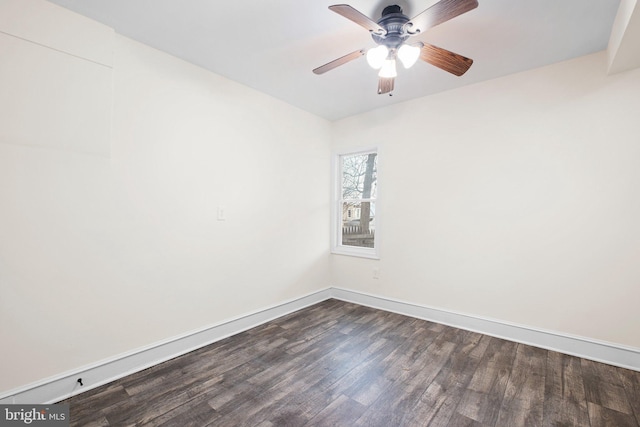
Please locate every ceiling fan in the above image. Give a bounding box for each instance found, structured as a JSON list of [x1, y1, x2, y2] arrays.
[[313, 0, 478, 95]]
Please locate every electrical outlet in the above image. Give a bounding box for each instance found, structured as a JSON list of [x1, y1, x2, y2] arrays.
[[373, 268, 380, 279]]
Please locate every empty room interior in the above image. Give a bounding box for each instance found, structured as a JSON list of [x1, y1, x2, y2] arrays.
[[1, 0, 640, 425]]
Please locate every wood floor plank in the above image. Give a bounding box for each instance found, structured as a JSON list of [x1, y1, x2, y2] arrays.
[[73, 416, 110, 427], [454, 337, 517, 426], [304, 394, 367, 426], [251, 320, 404, 425], [582, 358, 634, 415], [405, 330, 490, 426], [65, 383, 130, 426], [588, 402, 639, 427], [543, 351, 590, 427], [210, 314, 386, 425], [247, 335, 400, 425], [447, 412, 492, 427], [619, 368, 640, 425], [143, 398, 220, 427], [495, 344, 547, 426], [354, 325, 465, 426], [61, 300, 640, 427]]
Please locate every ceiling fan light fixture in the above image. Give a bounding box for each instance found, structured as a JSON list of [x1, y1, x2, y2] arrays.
[[397, 43, 421, 69], [314, 1, 478, 93], [378, 59, 397, 78], [366, 45, 389, 69]]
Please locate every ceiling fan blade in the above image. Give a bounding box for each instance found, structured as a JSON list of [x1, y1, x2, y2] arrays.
[[329, 5, 386, 35], [420, 43, 473, 76], [377, 77, 395, 94], [313, 49, 365, 75], [408, 0, 478, 34]]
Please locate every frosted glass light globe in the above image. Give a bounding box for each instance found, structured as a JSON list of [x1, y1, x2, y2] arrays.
[[378, 59, 397, 78], [366, 45, 389, 69], [398, 44, 421, 69]]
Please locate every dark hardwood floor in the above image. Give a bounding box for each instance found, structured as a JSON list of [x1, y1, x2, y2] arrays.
[[62, 299, 640, 426]]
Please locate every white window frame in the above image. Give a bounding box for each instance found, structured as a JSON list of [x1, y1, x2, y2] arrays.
[[331, 147, 380, 259]]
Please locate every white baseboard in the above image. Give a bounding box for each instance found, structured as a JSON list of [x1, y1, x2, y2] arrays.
[[0, 288, 332, 405], [330, 287, 640, 372], [2, 286, 638, 405]]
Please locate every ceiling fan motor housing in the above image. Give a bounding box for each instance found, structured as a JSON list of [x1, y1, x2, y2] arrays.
[[372, 5, 411, 50]]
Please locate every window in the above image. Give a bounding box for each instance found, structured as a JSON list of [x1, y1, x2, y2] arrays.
[[332, 148, 378, 258]]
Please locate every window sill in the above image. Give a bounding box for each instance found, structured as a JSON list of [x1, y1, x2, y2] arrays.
[[331, 247, 380, 260]]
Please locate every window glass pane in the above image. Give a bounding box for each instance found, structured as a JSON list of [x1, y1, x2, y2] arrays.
[[342, 153, 377, 200], [341, 201, 375, 248]]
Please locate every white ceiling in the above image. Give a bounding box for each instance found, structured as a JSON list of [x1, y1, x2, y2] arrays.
[[47, 0, 624, 121]]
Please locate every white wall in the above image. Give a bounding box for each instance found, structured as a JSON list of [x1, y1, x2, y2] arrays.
[[0, 0, 331, 395], [331, 52, 640, 350], [0, 0, 113, 155]]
